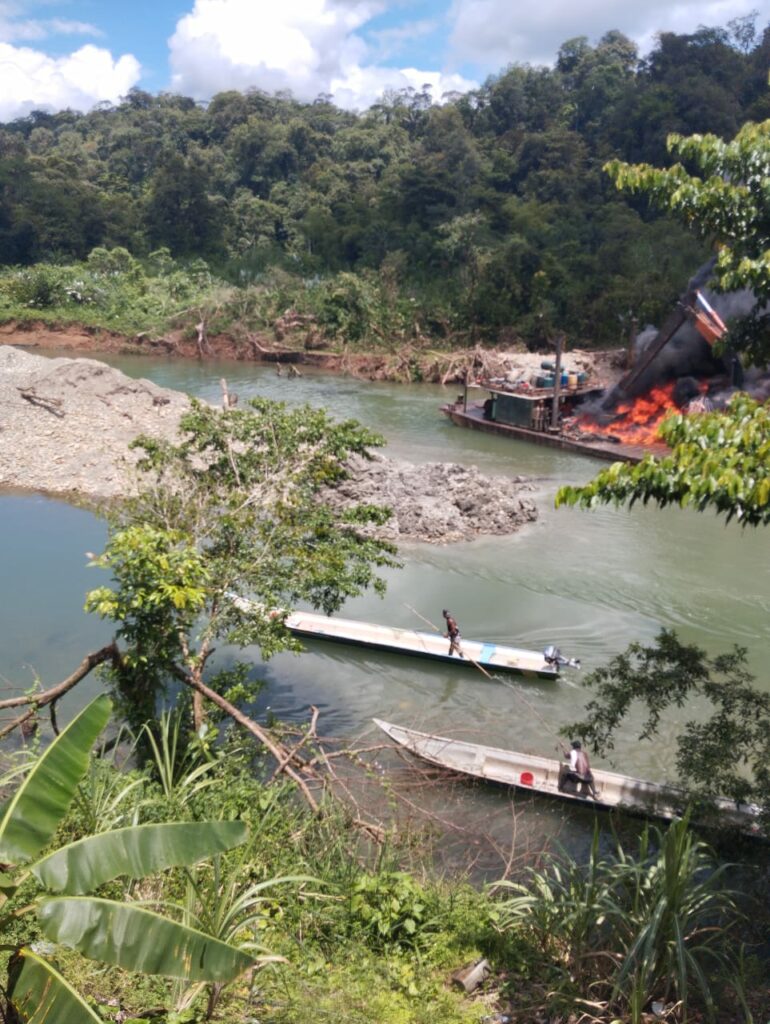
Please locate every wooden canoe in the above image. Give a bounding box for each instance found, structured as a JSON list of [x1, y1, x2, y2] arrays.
[[283, 610, 567, 679], [374, 719, 761, 835]]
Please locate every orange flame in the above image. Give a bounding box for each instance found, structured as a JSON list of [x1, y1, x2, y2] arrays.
[[579, 382, 684, 445]]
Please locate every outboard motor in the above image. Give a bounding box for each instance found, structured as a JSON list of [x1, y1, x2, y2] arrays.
[[543, 644, 581, 669]]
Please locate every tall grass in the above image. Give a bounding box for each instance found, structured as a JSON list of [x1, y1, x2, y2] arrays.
[[494, 817, 749, 1022]]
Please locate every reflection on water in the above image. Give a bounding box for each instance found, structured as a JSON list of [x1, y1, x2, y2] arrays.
[[2, 349, 769, 849]]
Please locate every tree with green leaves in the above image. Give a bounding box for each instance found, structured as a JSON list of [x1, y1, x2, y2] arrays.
[[556, 393, 770, 526], [1, 694, 258, 1023], [85, 397, 399, 762], [555, 391, 770, 829], [604, 118, 770, 363], [550, 116, 770, 827]]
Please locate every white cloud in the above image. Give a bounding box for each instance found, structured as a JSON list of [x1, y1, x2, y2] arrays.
[[369, 17, 438, 62], [447, 0, 759, 70], [169, 0, 476, 110], [3, 18, 103, 43], [0, 42, 141, 120]]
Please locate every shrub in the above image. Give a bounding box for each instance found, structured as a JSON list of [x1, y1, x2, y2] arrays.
[[494, 818, 748, 1023]]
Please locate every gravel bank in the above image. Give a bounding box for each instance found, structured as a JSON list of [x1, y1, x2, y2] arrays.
[[0, 346, 191, 499], [0, 347, 537, 542]]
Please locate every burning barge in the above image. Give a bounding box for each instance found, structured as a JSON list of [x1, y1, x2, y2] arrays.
[[441, 380, 670, 464], [442, 279, 734, 463]]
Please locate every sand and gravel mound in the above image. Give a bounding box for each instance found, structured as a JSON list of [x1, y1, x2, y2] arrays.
[[0, 346, 191, 499], [0, 346, 538, 542]]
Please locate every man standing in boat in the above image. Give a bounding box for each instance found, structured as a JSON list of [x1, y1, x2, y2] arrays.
[[442, 609, 464, 658], [562, 740, 598, 799]]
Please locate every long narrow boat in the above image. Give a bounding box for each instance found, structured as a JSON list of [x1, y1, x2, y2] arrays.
[[283, 609, 574, 679], [374, 719, 761, 836]]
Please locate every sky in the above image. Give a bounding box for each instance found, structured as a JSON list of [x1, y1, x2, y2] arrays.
[[0, 0, 761, 121]]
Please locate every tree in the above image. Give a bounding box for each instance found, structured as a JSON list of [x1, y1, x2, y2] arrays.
[[2, 694, 256, 1022], [559, 629, 770, 828], [555, 382, 770, 829], [552, 114, 770, 824], [85, 398, 399, 741], [604, 118, 770, 362], [556, 393, 770, 526], [145, 153, 224, 257]]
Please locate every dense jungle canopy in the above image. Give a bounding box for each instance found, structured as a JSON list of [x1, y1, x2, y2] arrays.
[[1, 17, 769, 348]]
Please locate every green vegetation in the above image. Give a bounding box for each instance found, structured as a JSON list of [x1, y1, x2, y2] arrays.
[[555, 117, 770, 830], [558, 629, 770, 827], [496, 820, 748, 1023], [3, 14, 770, 1022], [84, 397, 399, 736], [605, 119, 770, 363], [0, 695, 257, 1022], [2, 697, 760, 1023], [2, 18, 768, 351], [557, 393, 770, 526]]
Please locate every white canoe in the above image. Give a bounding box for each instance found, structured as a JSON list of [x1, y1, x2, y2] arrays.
[[284, 610, 566, 679], [374, 719, 761, 836]]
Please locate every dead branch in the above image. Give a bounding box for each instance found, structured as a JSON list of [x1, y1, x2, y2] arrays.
[[219, 378, 238, 409], [17, 388, 64, 417], [309, 729, 387, 846], [195, 320, 212, 359], [269, 705, 319, 783], [0, 643, 119, 713], [179, 672, 320, 814], [0, 643, 119, 741], [247, 333, 294, 357]]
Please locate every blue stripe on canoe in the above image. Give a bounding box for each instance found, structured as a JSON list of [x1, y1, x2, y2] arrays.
[[479, 643, 496, 664]]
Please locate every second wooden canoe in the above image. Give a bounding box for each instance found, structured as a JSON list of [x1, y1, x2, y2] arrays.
[[374, 719, 761, 836]]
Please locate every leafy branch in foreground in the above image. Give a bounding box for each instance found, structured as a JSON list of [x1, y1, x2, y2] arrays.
[[556, 394, 770, 526], [604, 118, 770, 363], [0, 694, 258, 1024], [563, 629, 770, 825]]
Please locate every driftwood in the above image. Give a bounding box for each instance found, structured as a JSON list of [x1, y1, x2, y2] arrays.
[[17, 388, 65, 417], [219, 378, 238, 409], [246, 333, 303, 362]]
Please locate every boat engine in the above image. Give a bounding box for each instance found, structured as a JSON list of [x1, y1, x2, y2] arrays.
[[543, 644, 581, 669]]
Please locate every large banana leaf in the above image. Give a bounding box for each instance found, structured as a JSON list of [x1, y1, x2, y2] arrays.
[[34, 820, 249, 894], [0, 694, 112, 864], [8, 947, 102, 1024], [39, 896, 255, 981]]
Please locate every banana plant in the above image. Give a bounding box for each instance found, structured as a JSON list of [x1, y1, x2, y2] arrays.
[[0, 694, 255, 1023]]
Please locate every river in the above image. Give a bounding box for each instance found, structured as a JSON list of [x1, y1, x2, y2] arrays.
[[2, 350, 768, 861]]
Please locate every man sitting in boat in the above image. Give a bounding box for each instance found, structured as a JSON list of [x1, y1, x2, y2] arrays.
[[561, 740, 598, 799], [442, 609, 464, 658]]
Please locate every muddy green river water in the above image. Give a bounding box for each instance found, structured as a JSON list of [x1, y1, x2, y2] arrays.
[[2, 351, 768, 860]]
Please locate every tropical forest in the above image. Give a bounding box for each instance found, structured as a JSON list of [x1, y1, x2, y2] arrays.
[[1, 10, 770, 1024]]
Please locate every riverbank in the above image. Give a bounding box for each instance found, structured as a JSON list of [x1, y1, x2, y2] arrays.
[[0, 318, 625, 386], [0, 345, 538, 542]]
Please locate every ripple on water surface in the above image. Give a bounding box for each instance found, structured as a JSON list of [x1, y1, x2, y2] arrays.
[[2, 351, 769, 851]]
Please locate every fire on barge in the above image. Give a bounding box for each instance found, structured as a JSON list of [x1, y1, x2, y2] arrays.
[[442, 280, 731, 464], [441, 379, 667, 465]]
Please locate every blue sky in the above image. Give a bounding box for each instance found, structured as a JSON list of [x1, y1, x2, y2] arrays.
[[0, 0, 760, 121]]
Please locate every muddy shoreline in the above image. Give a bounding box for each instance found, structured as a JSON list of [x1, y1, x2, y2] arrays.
[[0, 319, 623, 387]]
